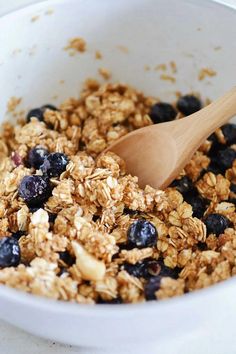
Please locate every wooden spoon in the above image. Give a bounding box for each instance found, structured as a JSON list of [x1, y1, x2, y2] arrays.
[[106, 87, 236, 189]]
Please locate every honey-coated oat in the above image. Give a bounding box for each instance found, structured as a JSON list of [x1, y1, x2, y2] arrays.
[[0, 80, 235, 304]]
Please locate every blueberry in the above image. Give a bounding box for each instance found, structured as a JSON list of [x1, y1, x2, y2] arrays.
[[144, 276, 161, 301], [29, 207, 40, 213], [97, 297, 122, 304], [59, 251, 75, 267], [216, 148, 236, 171], [208, 133, 217, 143], [40, 152, 69, 177], [205, 213, 231, 236], [206, 160, 222, 175], [0, 237, 21, 267], [41, 104, 58, 111], [170, 176, 194, 195], [123, 262, 147, 278], [18, 175, 51, 207], [123, 208, 139, 216], [124, 259, 179, 279], [12, 231, 25, 240], [221, 124, 236, 145], [127, 220, 157, 248], [28, 146, 49, 170], [184, 191, 208, 218], [207, 135, 225, 158], [145, 260, 162, 277], [149, 103, 177, 124], [156, 260, 180, 279], [197, 242, 208, 251], [230, 183, 236, 194], [26, 104, 58, 123], [177, 95, 202, 116], [228, 198, 236, 205], [26, 108, 44, 123], [92, 215, 100, 222]]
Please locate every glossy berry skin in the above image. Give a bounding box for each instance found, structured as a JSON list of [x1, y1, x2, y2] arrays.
[[40, 153, 69, 177], [26, 104, 58, 123], [59, 251, 75, 267], [18, 175, 51, 207], [144, 276, 161, 301], [171, 176, 194, 195], [206, 160, 222, 175], [177, 95, 202, 116], [207, 134, 225, 158], [41, 104, 58, 111], [205, 213, 231, 236], [11, 231, 25, 240], [230, 183, 236, 194], [123, 262, 147, 278], [149, 102, 177, 124], [127, 220, 158, 248], [0, 237, 21, 267], [26, 108, 44, 122], [97, 297, 122, 304], [221, 123, 236, 145], [28, 146, 49, 169], [216, 148, 236, 171], [124, 259, 179, 279], [156, 260, 180, 279], [184, 191, 208, 218]]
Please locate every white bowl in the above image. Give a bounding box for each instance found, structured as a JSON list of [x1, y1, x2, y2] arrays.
[[0, 0, 236, 348]]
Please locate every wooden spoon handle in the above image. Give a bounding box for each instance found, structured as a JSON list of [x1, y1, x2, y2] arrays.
[[188, 86, 236, 141]]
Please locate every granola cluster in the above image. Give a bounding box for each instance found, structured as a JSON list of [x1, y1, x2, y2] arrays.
[[0, 80, 236, 304]]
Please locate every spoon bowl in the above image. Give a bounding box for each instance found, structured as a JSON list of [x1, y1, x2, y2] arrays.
[[107, 87, 236, 189]]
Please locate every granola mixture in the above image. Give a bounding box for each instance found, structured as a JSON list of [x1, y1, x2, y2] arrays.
[[0, 80, 236, 304]]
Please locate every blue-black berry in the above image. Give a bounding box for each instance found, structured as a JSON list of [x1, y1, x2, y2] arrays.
[[207, 134, 225, 158], [228, 183, 236, 205], [26, 104, 58, 123], [123, 259, 179, 279], [123, 262, 147, 278], [28, 146, 49, 169], [177, 95, 202, 116], [230, 183, 236, 194], [40, 152, 69, 177], [41, 104, 58, 111], [171, 176, 194, 195], [12, 231, 25, 240], [0, 237, 21, 267], [205, 213, 231, 236], [216, 148, 236, 172], [221, 124, 236, 146], [184, 191, 208, 218], [97, 297, 122, 304], [59, 251, 75, 267], [206, 160, 222, 175], [144, 276, 161, 301], [149, 102, 177, 124], [127, 220, 157, 248], [26, 108, 45, 123], [18, 175, 51, 207]]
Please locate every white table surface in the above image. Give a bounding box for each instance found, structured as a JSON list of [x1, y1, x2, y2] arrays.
[[1, 0, 236, 353]]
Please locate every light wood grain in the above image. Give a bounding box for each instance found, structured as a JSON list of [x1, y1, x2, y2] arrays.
[[107, 87, 236, 189]]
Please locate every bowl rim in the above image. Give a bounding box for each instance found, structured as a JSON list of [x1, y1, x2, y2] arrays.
[[0, 276, 235, 317], [0, 0, 236, 316], [0, 0, 236, 20]]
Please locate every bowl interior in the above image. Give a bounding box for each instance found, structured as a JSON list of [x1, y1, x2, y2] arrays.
[[0, 0, 236, 347], [0, 0, 236, 118]]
